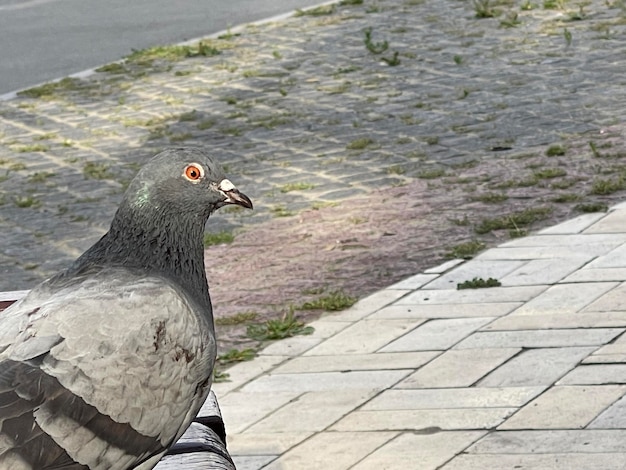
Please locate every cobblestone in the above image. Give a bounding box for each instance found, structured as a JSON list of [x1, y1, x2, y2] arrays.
[[3, 0, 626, 357]]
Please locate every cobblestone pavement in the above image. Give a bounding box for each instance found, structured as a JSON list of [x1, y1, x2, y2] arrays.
[[2, 0, 626, 346], [212, 204, 626, 469]]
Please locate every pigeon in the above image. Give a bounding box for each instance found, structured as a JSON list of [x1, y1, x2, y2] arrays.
[[0, 147, 252, 470]]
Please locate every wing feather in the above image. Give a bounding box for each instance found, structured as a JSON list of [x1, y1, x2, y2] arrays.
[[0, 268, 216, 469]]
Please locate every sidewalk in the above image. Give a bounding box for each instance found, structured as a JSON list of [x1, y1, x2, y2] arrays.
[[2, 1, 626, 467], [216, 204, 626, 469]]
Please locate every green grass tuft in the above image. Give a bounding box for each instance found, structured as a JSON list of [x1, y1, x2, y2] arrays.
[[294, 5, 336, 16], [591, 177, 626, 195], [457, 277, 502, 290], [247, 310, 314, 341], [446, 240, 486, 259], [551, 193, 581, 203], [417, 168, 446, 179], [215, 312, 258, 326], [17, 78, 83, 98], [270, 205, 295, 217], [217, 348, 257, 365], [280, 182, 316, 193], [298, 289, 357, 311], [125, 41, 220, 65], [575, 202, 609, 213], [203, 231, 234, 246], [470, 192, 508, 203], [14, 196, 41, 208], [533, 168, 567, 179], [83, 162, 113, 180], [546, 145, 566, 156], [346, 137, 376, 150], [475, 207, 553, 234], [27, 172, 56, 183]]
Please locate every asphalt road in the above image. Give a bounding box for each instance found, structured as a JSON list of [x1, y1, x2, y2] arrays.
[[0, 0, 327, 95]]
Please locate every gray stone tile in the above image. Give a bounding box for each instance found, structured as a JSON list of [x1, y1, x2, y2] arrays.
[[257, 336, 323, 357], [262, 431, 397, 470], [455, 328, 623, 349], [423, 259, 465, 274], [475, 246, 603, 261], [584, 209, 626, 233], [380, 317, 493, 352], [558, 364, 626, 385], [362, 387, 544, 411], [478, 347, 595, 387], [369, 302, 522, 320], [562, 267, 626, 283], [483, 312, 626, 330], [352, 431, 486, 470], [321, 289, 411, 322], [511, 282, 618, 316], [240, 369, 410, 393], [586, 243, 626, 269], [588, 341, 626, 356], [273, 351, 439, 374], [499, 385, 626, 430], [245, 389, 378, 433], [584, 282, 626, 312], [303, 319, 423, 356], [305, 320, 354, 339], [387, 273, 439, 290], [609, 202, 626, 211], [232, 455, 276, 470], [584, 354, 626, 364], [216, 391, 301, 434], [257, 320, 353, 357], [467, 429, 626, 453], [424, 260, 526, 290], [227, 432, 313, 456], [398, 348, 520, 389], [538, 213, 607, 234], [442, 453, 626, 470], [589, 395, 626, 428], [500, 233, 626, 248], [500, 258, 588, 286], [331, 408, 515, 432], [396, 286, 548, 305], [211, 355, 289, 397]]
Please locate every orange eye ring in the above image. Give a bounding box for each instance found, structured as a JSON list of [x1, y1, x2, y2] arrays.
[[183, 163, 204, 182]]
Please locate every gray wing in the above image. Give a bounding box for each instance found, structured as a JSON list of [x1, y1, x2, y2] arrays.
[[0, 270, 216, 470]]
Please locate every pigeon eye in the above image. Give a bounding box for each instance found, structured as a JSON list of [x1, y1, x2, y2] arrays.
[[183, 164, 204, 182]]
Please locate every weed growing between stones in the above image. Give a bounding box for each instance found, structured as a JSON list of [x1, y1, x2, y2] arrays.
[[457, 277, 502, 289], [446, 240, 486, 259], [203, 231, 235, 246], [247, 309, 314, 341]]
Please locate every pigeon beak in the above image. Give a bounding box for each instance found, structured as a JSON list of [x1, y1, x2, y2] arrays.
[[218, 179, 253, 209]]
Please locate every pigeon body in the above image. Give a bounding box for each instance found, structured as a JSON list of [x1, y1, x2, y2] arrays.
[[0, 148, 252, 469]]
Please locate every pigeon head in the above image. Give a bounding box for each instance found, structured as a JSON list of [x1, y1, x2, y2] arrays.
[[125, 147, 252, 219], [62, 148, 252, 312]]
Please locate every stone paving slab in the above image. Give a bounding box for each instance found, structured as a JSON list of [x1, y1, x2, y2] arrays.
[[498, 385, 626, 430], [379, 317, 492, 352], [212, 205, 626, 468], [441, 453, 626, 470], [369, 301, 523, 319], [352, 431, 486, 470], [261, 431, 396, 470], [397, 348, 521, 389]]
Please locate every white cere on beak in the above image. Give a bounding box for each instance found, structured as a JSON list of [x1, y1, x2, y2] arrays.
[[218, 179, 236, 192]]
